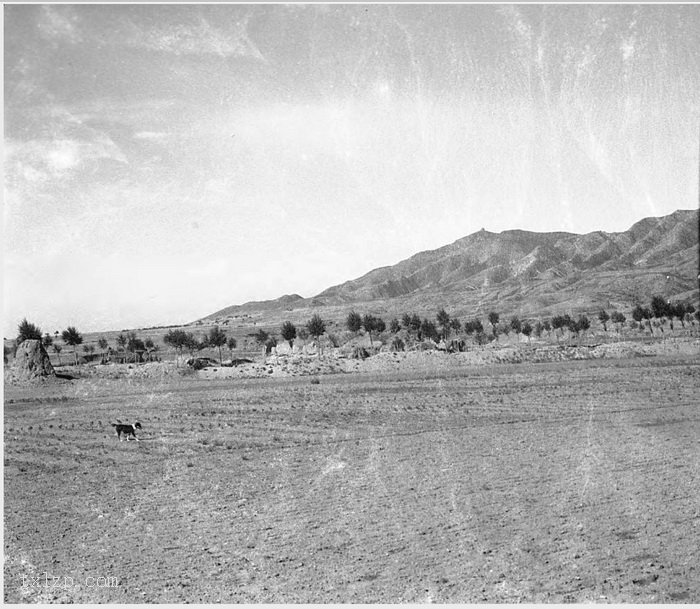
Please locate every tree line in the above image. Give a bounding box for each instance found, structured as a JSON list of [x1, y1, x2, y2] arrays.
[[10, 294, 698, 366]]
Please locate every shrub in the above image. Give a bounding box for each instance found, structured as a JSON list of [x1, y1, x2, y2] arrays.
[[346, 311, 362, 333], [464, 319, 484, 335], [650, 295, 670, 319], [488, 311, 499, 332], [577, 315, 590, 332], [208, 325, 228, 362], [281, 321, 297, 348], [264, 337, 277, 353], [611, 311, 626, 332], [391, 336, 405, 352], [254, 329, 270, 346], [510, 316, 522, 335], [416, 340, 437, 351], [307, 314, 326, 340], [420, 319, 439, 342], [534, 321, 544, 338], [475, 331, 491, 345], [362, 314, 385, 346], [61, 326, 83, 365], [17, 319, 42, 344], [409, 314, 422, 334], [352, 346, 370, 359], [436, 308, 451, 339]]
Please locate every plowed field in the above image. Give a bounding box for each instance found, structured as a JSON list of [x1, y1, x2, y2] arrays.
[[4, 356, 699, 602]]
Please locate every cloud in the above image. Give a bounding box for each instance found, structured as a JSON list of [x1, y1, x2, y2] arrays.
[[37, 5, 83, 44], [7, 135, 127, 185], [124, 14, 266, 61], [498, 5, 533, 66], [621, 37, 636, 61], [5, 104, 129, 191], [133, 131, 170, 141]]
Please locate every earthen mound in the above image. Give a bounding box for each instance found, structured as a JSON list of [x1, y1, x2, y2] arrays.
[[12, 339, 55, 381]]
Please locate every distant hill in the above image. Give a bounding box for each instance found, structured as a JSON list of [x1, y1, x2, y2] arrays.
[[207, 294, 305, 319], [200, 209, 699, 325]]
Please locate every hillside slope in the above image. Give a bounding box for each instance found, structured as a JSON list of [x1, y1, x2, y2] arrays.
[[203, 209, 699, 323]]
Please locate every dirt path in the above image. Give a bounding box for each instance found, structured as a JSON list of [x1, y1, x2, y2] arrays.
[[4, 356, 699, 602]]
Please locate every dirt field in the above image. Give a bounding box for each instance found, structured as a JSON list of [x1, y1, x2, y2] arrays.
[[4, 354, 699, 602]]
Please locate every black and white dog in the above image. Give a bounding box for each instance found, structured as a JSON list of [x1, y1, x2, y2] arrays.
[[111, 420, 142, 441]]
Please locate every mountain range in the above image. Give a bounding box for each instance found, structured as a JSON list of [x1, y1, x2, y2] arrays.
[[202, 209, 699, 326]]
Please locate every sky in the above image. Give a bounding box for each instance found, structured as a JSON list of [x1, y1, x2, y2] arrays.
[[4, 4, 700, 336]]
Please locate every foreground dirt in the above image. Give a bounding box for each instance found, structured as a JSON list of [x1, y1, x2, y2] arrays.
[[4, 355, 699, 602]]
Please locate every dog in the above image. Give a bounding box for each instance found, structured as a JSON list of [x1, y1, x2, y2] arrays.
[[111, 420, 142, 441]]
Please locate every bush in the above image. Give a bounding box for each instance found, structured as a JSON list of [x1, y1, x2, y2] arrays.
[[352, 346, 370, 360], [254, 329, 270, 346], [346, 311, 362, 333], [474, 331, 490, 345], [307, 314, 326, 339], [362, 314, 385, 344], [281, 321, 297, 347], [510, 316, 522, 334], [17, 319, 42, 344], [611, 311, 626, 325], [420, 319, 439, 342], [416, 340, 437, 351], [391, 336, 405, 352], [650, 295, 670, 319]]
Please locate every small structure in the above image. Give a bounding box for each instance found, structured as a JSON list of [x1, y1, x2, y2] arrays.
[[13, 339, 55, 381]]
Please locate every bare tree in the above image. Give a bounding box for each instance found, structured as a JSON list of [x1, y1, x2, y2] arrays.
[[52, 343, 62, 366]]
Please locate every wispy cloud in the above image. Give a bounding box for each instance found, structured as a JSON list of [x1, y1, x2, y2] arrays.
[[133, 131, 170, 141], [123, 14, 266, 61], [37, 5, 83, 44], [6, 122, 128, 190], [25, 6, 266, 62]]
